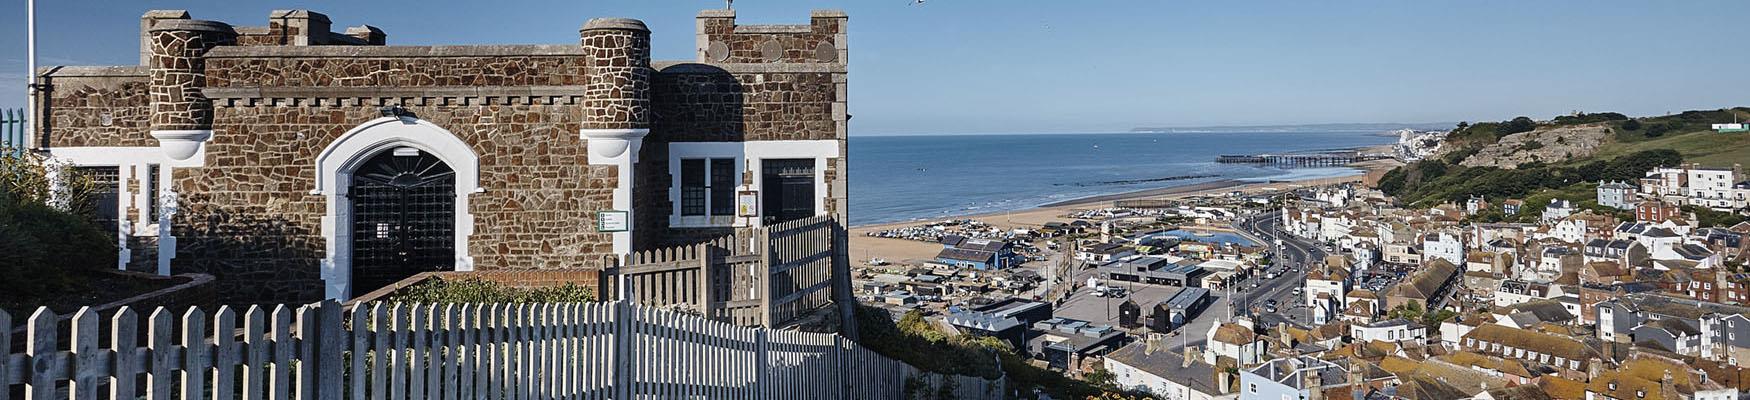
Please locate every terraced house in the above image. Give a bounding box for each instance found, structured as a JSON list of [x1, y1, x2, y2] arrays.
[[24, 8, 851, 303]]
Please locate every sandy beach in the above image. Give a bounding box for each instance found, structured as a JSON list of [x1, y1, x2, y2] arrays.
[[849, 145, 1402, 264]]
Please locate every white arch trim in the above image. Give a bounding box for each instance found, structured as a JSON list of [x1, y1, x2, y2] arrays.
[[314, 116, 482, 300]]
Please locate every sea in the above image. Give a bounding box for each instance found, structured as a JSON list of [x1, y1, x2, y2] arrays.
[[847, 131, 1398, 225]]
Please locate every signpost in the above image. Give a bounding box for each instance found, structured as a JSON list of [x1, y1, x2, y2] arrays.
[[596, 210, 629, 232], [736, 190, 759, 217]]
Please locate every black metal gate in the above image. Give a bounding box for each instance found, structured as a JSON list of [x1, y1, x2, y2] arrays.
[[349, 148, 456, 295], [761, 159, 815, 225]]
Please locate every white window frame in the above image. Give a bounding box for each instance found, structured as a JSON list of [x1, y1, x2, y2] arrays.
[[667, 140, 839, 228], [673, 154, 744, 228]]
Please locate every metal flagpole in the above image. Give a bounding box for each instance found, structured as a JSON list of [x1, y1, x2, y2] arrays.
[[26, 0, 37, 148]]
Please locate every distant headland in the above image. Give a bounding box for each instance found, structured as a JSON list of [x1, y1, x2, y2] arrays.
[[1131, 122, 1456, 134]]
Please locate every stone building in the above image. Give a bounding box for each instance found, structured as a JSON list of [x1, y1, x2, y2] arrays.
[[26, 8, 850, 302]]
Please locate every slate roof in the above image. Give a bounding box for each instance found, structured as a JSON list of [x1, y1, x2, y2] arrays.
[[935, 248, 996, 263], [1387, 259, 1458, 300], [1103, 344, 1225, 395]]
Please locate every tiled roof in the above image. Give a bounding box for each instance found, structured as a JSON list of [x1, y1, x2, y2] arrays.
[[1461, 324, 1593, 361], [1211, 323, 1256, 345]]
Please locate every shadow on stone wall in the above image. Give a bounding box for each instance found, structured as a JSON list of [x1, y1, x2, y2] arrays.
[[638, 63, 746, 248], [172, 193, 325, 305]]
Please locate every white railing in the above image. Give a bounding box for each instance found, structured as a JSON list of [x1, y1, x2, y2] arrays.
[[0, 300, 992, 400]]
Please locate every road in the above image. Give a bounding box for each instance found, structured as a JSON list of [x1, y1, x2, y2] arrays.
[[1231, 210, 1329, 328], [1046, 208, 1335, 352]]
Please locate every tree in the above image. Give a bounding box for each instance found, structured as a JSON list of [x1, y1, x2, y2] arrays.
[[1621, 119, 1642, 131], [1500, 116, 1537, 136]]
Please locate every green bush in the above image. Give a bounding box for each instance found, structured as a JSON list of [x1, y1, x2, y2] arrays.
[[0, 152, 114, 304], [1552, 112, 1628, 126], [1621, 119, 1643, 131], [857, 306, 1005, 379], [385, 278, 595, 304], [1645, 122, 1683, 138]]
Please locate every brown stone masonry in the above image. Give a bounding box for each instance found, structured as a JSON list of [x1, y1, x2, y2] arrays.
[[180, 103, 615, 303], [149, 19, 236, 132]]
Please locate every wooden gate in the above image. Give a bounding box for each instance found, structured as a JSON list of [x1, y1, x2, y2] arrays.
[[605, 215, 844, 328]]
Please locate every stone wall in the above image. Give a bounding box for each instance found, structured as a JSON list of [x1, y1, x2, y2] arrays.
[[204, 47, 589, 88], [178, 103, 615, 303], [39, 67, 154, 147]]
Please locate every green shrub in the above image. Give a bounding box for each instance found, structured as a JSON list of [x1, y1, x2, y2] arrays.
[[385, 278, 595, 304], [1621, 119, 1642, 131], [0, 152, 114, 304], [1552, 112, 1628, 125]]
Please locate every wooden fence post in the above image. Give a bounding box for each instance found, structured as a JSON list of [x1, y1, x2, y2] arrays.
[[612, 301, 633, 400], [318, 300, 346, 400], [697, 242, 714, 320], [758, 226, 774, 327], [753, 329, 769, 399], [833, 217, 860, 341], [26, 309, 55, 400]]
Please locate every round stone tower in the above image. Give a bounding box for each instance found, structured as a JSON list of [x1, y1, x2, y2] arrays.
[[579, 18, 652, 130], [147, 19, 235, 160], [578, 18, 653, 258]]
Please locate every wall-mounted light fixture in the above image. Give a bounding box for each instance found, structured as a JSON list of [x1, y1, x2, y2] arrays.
[[379, 105, 412, 119]]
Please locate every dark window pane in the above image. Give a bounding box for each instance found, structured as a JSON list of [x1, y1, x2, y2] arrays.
[[681, 159, 706, 216], [710, 158, 735, 216], [76, 166, 120, 229], [147, 165, 160, 222]]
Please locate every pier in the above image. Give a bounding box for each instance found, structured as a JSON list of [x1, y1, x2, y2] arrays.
[[1215, 151, 1385, 167]]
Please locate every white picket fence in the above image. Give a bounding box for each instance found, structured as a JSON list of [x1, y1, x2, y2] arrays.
[[0, 300, 996, 400]]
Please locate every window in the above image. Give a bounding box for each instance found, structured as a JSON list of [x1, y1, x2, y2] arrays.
[[147, 164, 161, 222], [679, 158, 737, 217], [1249, 383, 1257, 393], [76, 166, 121, 229]]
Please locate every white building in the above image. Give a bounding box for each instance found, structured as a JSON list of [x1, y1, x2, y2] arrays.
[[1597, 181, 1636, 210], [1688, 165, 1744, 211], [1103, 343, 1238, 400], [1350, 318, 1426, 343], [1206, 321, 1266, 367], [1541, 199, 1575, 223], [1422, 231, 1465, 266]]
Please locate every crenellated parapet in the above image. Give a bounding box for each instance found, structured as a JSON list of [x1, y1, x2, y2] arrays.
[[695, 9, 847, 64]]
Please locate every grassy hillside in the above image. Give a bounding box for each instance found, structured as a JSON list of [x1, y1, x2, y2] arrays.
[[1377, 107, 1747, 219], [1593, 109, 1750, 166]]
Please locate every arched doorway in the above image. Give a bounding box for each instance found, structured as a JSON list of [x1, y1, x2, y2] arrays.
[[347, 147, 457, 296], [315, 116, 481, 300]]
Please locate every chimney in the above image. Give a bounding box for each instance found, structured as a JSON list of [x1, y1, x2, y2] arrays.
[[1217, 369, 1232, 394], [266, 10, 331, 46], [1305, 365, 1325, 400], [1183, 346, 1198, 368], [343, 25, 387, 45], [1661, 370, 1675, 400]]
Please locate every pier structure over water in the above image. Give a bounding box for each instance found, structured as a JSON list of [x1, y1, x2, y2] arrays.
[[1215, 151, 1385, 167]]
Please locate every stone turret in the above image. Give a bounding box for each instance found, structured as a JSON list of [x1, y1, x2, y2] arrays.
[[578, 18, 653, 257], [579, 18, 652, 131], [147, 17, 234, 160]]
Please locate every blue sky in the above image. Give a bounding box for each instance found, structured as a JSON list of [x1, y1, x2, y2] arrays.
[[3, 1, 1748, 135]]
